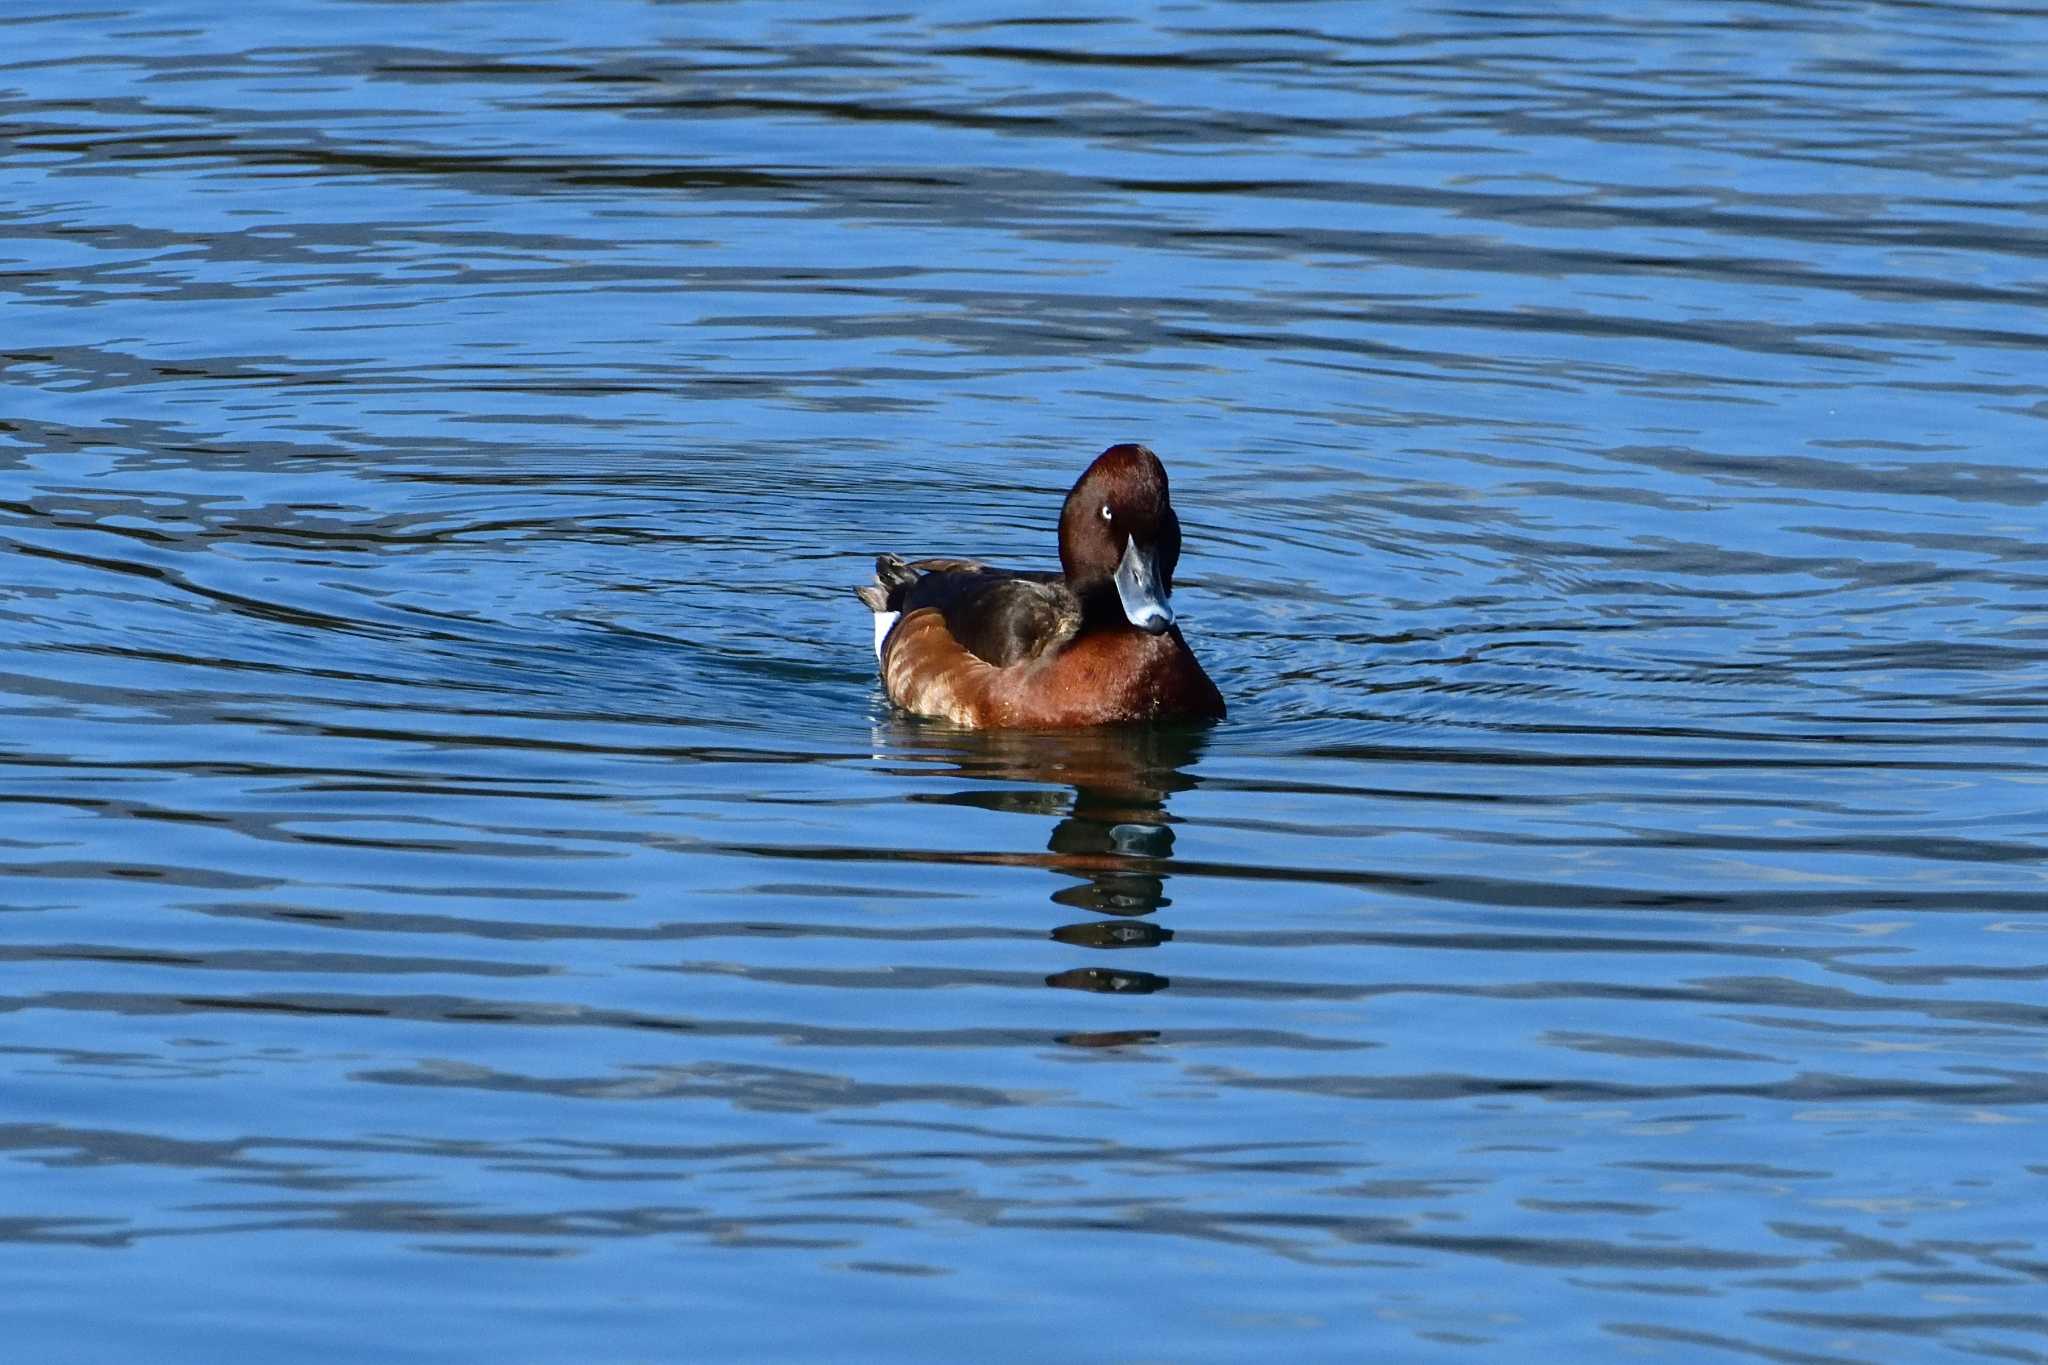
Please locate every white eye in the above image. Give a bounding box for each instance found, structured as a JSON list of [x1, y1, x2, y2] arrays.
[[1100, 503, 1113, 522]]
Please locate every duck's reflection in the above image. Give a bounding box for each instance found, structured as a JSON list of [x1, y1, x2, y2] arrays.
[[874, 723, 1208, 1028]]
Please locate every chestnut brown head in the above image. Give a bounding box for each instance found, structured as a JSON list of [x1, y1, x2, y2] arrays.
[[1058, 443, 1182, 634]]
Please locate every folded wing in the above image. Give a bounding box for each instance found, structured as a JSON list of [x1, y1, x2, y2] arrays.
[[858, 555, 1080, 668]]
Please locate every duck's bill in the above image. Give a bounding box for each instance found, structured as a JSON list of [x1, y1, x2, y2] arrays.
[[1114, 537, 1175, 634]]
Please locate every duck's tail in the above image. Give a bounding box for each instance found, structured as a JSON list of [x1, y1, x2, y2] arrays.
[[854, 553, 918, 614], [855, 554, 920, 660]]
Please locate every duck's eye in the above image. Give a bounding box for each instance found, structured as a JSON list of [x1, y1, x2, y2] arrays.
[[1100, 504, 1113, 522]]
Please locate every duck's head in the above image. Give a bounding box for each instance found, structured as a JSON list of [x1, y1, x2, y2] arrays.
[[1058, 442, 1181, 635]]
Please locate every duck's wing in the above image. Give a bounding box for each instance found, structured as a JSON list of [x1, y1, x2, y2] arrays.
[[932, 572, 1080, 668], [859, 555, 1078, 668]]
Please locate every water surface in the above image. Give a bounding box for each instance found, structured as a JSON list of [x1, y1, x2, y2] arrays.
[[4, 2, 2046, 1360]]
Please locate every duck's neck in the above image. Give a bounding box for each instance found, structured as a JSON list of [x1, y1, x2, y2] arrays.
[[1073, 579, 1127, 630]]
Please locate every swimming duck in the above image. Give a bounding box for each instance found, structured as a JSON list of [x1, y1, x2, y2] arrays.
[[857, 443, 1225, 728]]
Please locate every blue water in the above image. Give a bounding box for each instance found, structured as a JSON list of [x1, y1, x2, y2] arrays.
[[4, 2, 2046, 1359]]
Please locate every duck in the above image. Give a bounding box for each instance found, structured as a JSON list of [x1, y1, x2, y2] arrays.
[[857, 443, 1225, 728]]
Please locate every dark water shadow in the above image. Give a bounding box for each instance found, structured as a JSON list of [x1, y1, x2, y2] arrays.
[[876, 722, 1211, 1038]]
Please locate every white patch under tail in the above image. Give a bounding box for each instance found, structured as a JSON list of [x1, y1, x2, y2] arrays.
[[872, 611, 899, 661]]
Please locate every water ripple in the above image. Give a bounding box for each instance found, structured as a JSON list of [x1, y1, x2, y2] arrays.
[[3, 3, 2046, 1361]]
